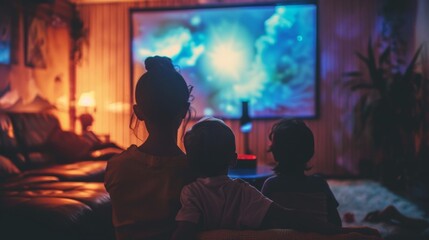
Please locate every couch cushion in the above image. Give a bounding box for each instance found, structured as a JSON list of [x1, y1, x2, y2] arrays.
[[22, 161, 107, 182], [0, 175, 59, 189], [8, 112, 60, 148], [8, 112, 60, 167], [0, 182, 110, 209], [0, 182, 114, 240], [47, 128, 94, 163]]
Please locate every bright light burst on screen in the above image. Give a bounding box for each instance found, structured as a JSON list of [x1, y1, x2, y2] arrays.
[[209, 42, 245, 79], [205, 22, 250, 80], [132, 4, 317, 118]]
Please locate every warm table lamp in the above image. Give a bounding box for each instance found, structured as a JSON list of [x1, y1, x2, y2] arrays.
[[77, 91, 95, 132]]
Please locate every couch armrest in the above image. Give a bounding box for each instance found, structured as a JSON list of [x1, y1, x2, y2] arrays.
[[89, 147, 123, 160]]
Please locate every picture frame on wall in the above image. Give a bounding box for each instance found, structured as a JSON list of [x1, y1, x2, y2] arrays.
[[0, 9, 12, 65], [25, 14, 48, 68]]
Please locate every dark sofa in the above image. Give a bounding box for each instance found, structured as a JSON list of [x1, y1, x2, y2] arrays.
[[0, 111, 122, 240]]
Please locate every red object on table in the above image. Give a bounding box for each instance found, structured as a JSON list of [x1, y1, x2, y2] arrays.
[[235, 154, 257, 169]]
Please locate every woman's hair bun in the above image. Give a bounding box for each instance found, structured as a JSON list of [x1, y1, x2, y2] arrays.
[[145, 55, 175, 72]]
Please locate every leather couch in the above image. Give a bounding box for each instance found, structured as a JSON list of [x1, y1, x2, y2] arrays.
[[0, 111, 122, 240]]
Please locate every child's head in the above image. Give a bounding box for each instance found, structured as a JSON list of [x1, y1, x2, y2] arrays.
[[269, 119, 314, 175], [132, 56, 191, 129], [185, 117, 237, 177]]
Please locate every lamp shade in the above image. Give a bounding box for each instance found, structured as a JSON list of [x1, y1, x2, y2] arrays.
[[77, 91, 95, 108]]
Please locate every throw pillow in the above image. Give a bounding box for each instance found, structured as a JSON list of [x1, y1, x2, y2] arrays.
[[47, 128, 94, 163]]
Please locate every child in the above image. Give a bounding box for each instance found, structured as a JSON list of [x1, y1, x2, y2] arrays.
[[172, 117, 378, 240], [104, 56, 193, 240], [261, 119, 342, 226]]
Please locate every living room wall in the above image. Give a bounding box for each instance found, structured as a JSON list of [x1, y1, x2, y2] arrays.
[[75, 0, 425, 175], [0, 0, 72, 128]]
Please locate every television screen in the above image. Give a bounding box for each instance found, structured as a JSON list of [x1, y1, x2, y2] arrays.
[[131, 2, 317, 119], [0, 11, 12, 65]]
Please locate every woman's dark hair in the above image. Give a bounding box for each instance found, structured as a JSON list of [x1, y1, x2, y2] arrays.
[[184, 118, 236, 177], [130, 56, 193, 138], [268, 119, 314, 175]]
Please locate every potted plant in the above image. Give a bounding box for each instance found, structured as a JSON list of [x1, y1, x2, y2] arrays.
[[344, 40, 428, 190]]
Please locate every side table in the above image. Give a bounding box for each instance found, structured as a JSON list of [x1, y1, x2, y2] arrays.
[[228, 164, 274, 190]]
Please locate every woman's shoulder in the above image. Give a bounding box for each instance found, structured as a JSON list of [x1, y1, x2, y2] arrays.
[[108, 145, 140, 164], [108, 145, 188, 170]]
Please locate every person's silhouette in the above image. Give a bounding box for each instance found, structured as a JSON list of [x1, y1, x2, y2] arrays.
[[262, 119, 342, 226], [104, 56, 194, 240]]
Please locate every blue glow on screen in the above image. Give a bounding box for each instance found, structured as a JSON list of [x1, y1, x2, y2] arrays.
[[0, 42, 11, 64], [132, 4, 317, 118]]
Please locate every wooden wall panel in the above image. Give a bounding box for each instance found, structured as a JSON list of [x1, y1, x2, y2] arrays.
[[76, 0, 378, 176]]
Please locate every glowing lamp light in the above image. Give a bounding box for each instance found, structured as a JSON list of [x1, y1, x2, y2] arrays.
[[77, 91, 95, 133], [78, 91, 96, 108], [107, 102, 130, 113]]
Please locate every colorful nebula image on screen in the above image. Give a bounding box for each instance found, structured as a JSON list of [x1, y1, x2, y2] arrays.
[[0, 13, 12, 65], [131, 4, 317, 119]]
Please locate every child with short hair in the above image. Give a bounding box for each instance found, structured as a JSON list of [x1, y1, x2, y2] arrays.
[[172, 117, 378, 240], [261, 119, 342, 226]]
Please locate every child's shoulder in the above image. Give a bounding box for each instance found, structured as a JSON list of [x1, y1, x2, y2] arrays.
[[232, 178, 249, 184], [262, 174, 329, 189], [230, 178, 262, 193], [185, 177, 253, 193], [307, 174, 329, 184]]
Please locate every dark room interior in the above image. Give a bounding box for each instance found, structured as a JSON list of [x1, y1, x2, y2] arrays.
[[0, 0, 428, 239]]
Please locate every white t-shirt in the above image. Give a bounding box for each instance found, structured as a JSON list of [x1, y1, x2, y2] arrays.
[[176, 175, 273, 230]]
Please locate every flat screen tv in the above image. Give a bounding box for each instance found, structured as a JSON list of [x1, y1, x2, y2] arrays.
[[130, 1, 318, 119], [0, 10, 12, 65]]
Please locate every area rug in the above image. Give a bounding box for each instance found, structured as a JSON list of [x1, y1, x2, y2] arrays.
[[328, 180, 429, 240]]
